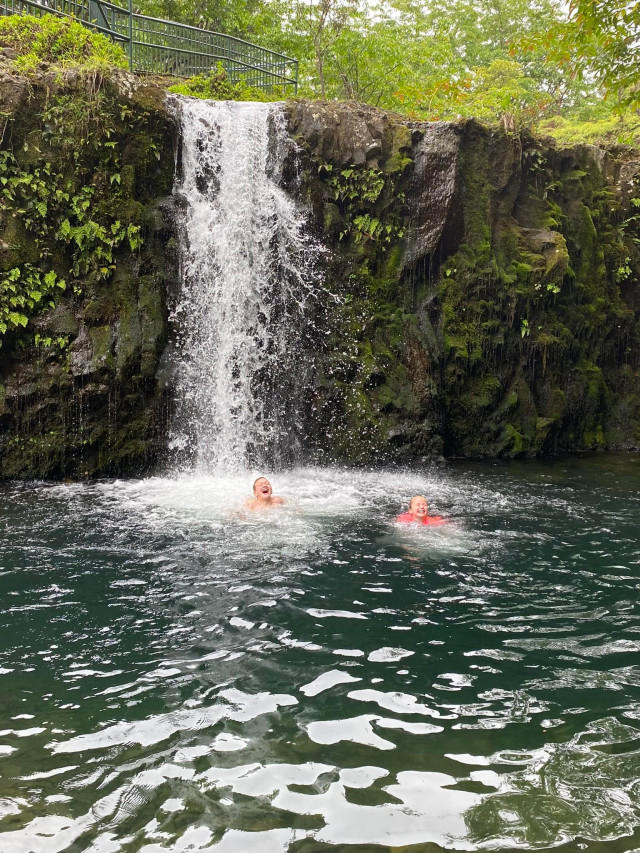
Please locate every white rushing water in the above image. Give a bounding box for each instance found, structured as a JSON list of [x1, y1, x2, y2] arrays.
[[169, 98, 321, 473]]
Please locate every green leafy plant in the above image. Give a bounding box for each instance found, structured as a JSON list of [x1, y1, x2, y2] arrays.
[[0, 266, 65, 340], [619, 197, 640, 245], [324, 165, 385, 205], [537, 113, 640, 147], [351, 213, 404, 244], [0, 85, 148, 348], [168, 63, 278, 101], [319, 163, 405, 249], [34, 332, 69, 350], [616, 257, 632, 282], [0, 14, 128, 73]]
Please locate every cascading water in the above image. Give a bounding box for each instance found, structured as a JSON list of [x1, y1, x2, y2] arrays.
[[169, 97, 321, 472]]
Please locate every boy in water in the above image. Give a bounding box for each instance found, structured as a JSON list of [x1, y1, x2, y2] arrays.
[[396, 495, 446, 526], [244, 477, 285, 512]]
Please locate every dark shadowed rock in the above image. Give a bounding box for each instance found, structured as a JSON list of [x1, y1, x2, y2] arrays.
[[286, 101, 399, 167], [402, 121, 464, 271]]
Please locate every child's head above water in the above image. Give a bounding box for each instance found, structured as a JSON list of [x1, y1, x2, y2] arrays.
[[408, 495, 428, 517]]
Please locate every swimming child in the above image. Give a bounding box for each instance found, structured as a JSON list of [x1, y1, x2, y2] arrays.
[[396, 495, 446, 526], [244, 477, 285, 512]]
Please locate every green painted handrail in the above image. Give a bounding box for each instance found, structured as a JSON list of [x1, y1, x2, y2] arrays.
[[1, 0, 298, 91]]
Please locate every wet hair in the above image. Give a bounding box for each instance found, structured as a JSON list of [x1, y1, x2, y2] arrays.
[[253, 477, 270, 494], [409, 495, 428, 510]]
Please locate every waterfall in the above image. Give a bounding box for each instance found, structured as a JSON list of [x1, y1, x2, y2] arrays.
[[169, 98, 320, 473]]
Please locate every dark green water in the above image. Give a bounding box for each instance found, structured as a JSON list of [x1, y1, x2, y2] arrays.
[[1, 456, 639, 852]]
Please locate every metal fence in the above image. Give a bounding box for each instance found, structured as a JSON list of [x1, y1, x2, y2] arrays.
[[1, 0, 298, 91]]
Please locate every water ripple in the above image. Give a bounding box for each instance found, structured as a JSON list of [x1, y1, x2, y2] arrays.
[[1, 457, 639, 851]]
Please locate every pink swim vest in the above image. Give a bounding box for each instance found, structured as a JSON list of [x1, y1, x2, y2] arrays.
[[396, 513, 446, 525]]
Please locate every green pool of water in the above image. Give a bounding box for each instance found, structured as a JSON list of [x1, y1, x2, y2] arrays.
[[0, 456, 639, 852]]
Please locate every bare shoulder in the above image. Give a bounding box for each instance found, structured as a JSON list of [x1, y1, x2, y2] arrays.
[[272, 496, 285, 505]]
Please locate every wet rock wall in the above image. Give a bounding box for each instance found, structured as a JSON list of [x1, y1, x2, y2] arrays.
[[0, 81, 638, 477]]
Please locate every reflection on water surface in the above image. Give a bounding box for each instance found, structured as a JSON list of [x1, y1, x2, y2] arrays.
[[0, 456, 639, 852]]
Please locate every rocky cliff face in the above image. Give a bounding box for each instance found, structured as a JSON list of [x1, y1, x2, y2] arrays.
[[286, 102, 640, 461], [0, 76, 638, 478], [0, 69, 176, 477]]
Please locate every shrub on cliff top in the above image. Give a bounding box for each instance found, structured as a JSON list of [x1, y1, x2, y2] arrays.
[[168, 63, 279, 102], [537, 113, 640, 148], [0, 14, 128, 73]]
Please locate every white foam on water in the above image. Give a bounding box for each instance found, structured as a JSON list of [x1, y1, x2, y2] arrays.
[[367, 647, 414, 663]]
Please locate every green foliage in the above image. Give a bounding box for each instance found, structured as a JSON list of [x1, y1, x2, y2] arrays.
[[0, 265, 65, 338], [57, 210, 142, 278], [241, 0, 639, 131], [0, 85, 149, 348], [2, 0, 630, 133], [324, 165, 385, 205], [615, 257, 632, 282], [134, 0, 262, 38], [351, 214, 402, 244], [0, 14, 128, 72], [34, 332, 69, 350], [319, 163, 405, 248], [415, 60, 551, 124], [517, 0, 640, 113], [327, 19, 444, 108], [538, 113, 640, 146], [564, 0, 640, 110], [168, 63, 277, 101]]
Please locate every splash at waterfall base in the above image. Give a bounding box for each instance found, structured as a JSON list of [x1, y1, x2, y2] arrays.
[[0, 71, 638, 477]]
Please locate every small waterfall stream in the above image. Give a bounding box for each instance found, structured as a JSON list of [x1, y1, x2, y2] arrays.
[[169, 98, 320, 472]]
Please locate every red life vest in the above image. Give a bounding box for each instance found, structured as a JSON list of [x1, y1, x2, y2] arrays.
[[396, 513, 446, 526]]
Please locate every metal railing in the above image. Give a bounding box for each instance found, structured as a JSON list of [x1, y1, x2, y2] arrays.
[[1, 0, 298, 91]]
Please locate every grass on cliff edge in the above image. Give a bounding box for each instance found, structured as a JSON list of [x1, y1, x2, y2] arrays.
[[536, 113, 640, 148], [0, 15, 128, 73], [168, 63, 285, 102]]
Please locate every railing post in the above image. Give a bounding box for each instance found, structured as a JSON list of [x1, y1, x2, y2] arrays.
[[128, 0, 133, 70]]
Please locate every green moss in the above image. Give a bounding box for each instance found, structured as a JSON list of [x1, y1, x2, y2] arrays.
[[88, 325, 113, 371], [0, 14, 128, 73], [582, 424, 606, 448], [538, 113, 640, 147], [382, 123, 413, 175], [502, 423, 524, 455]]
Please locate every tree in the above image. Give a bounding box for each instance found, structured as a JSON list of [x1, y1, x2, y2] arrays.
[[302, 0, 360, 98], [329, 19, 460, 110], [559, 0, 640, 108], [133, 0, 263, 38]]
